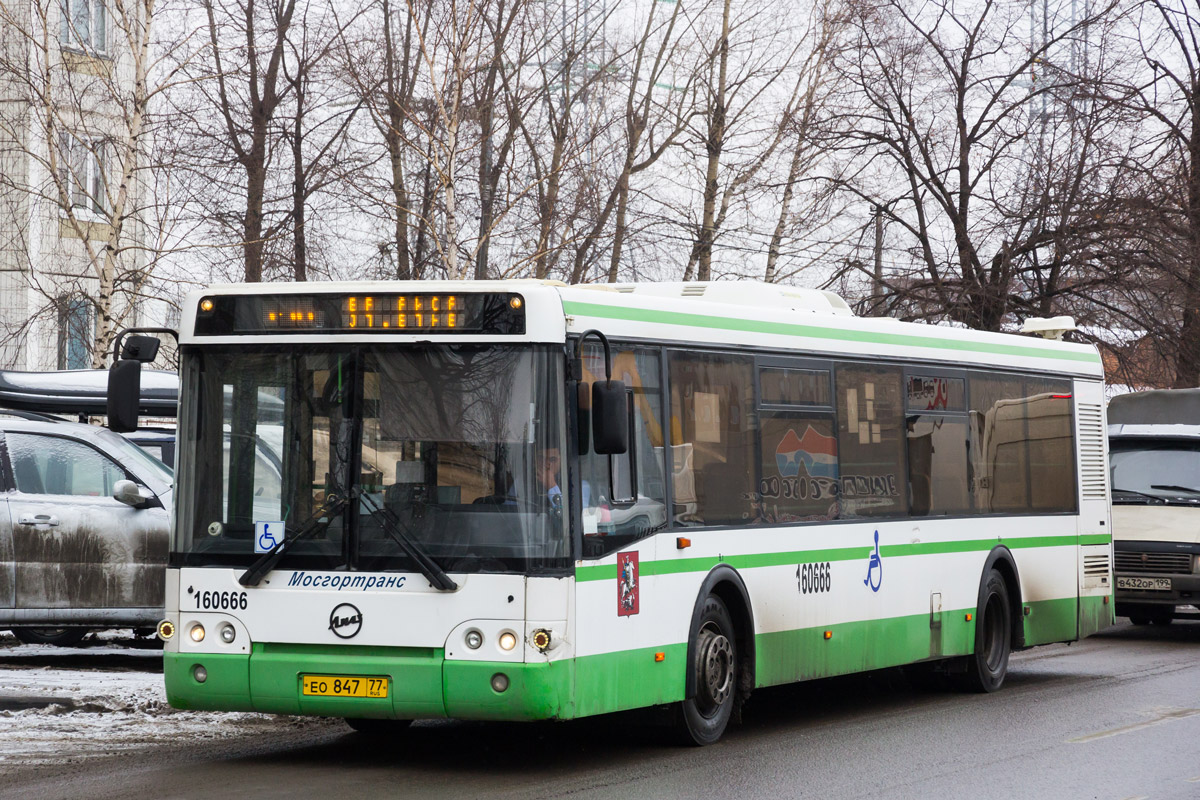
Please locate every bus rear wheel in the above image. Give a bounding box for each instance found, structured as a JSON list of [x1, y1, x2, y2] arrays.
[[345, 718, 412, 735], [677, 594, 738, 746], [956, 569, 1011, 693]]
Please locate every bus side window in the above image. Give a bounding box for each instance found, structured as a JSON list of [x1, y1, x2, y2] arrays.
[[578, 346, 667, 556], [834, 365, 907, 519], [668, 351, 757, 527], [905, 374, 970, 516]]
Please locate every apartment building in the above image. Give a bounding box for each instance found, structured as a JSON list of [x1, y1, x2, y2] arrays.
[[0, 0, 154, 371]]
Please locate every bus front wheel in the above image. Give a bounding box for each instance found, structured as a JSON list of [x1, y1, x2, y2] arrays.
[[957, 569, 1011, 693], [677, 594, 738, 746]]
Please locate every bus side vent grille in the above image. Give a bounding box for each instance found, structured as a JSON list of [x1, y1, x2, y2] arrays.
[[1083, 554, 1110, 577], [1077, 402, 1107, 500], [681, 284, 707, 297]]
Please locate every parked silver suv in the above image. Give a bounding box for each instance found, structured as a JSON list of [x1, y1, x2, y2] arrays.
[[0, 417, 172, 645]]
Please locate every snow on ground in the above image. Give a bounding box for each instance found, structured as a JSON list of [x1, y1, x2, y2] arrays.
[[0, 630, 334, 768]]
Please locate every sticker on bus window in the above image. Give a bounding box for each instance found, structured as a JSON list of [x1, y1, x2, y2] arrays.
[[255, 521, 285, 554], [617, 551, 639, 616]]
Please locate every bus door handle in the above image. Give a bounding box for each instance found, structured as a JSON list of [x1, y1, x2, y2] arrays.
[[18, 514, 59, 527]]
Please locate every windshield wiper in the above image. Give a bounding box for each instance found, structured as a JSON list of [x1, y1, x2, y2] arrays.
[[1150, 484, 1200, 496], [1112, 487, 1165, 502], [239, 491, 351, 587], [358, 491, 458, 592]]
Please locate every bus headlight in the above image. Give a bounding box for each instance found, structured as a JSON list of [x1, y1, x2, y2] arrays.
[[219, 624, 236, 644], [189, 623, 206, 643], [465, 630, 483, 649], [498, 631, 518, 651]]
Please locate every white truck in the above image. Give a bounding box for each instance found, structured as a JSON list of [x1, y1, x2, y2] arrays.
[[1109, 389, 1200, 625]]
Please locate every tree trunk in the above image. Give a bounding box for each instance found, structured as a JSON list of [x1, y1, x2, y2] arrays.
[[696, 0, 731, 282]]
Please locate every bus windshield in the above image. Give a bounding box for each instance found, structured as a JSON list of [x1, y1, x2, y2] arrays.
[[173, 344, 569, 573], [1110, 439, 1200, 501]]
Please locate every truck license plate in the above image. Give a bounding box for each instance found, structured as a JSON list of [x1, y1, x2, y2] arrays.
[[301, 675, 389, 698], [1116, 576, 1172, 591]]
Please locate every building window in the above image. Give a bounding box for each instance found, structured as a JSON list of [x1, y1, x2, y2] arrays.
[[57, 133, 106, 214], [57, 296, 91, 370], [60, 0, 107, 54]]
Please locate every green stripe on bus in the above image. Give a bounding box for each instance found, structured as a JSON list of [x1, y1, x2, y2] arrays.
[[574, 533, 1110, 582], [561, 301, 1101, 364]]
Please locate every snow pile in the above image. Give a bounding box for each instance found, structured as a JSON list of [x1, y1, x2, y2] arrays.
[[0, 631, 333, 767]]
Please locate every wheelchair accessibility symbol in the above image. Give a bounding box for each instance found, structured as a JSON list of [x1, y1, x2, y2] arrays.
[[863, 529, 883, 592], [254, 521, 285, 554]]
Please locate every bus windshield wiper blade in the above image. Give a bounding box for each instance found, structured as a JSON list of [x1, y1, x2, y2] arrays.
[[239, 492, 350, 587], [358, 492, 458, 592]]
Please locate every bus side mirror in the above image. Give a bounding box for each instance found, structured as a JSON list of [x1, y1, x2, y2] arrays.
[[592, 380, 629, 455], [120, 335, 161, 362], [107, 359, 142, 433]]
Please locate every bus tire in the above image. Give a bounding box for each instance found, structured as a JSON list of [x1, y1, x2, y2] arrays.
[[11, 627, 89, 647], [956, 569, 1011, 693], [345, 718, 412, 735], [676, 594, 737, 746]]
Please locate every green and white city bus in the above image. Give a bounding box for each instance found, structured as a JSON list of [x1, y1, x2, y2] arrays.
[[129, 280, 1113, 744]]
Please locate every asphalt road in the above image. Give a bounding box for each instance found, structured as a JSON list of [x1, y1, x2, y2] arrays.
[[3, 619, 1199, 800]]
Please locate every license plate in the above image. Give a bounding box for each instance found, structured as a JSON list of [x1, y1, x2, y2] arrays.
[[301, 675, 389, 698], [1116, 576, 1172, 592]]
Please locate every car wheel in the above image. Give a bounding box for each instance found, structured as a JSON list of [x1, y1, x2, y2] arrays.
[[11, 627, 89, 647]]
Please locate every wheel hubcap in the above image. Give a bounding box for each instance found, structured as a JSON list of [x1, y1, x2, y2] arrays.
[[696, 626, 733, 715]]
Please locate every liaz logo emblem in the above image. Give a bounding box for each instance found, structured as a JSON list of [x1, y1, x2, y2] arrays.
[[328, 603, 363, 639]]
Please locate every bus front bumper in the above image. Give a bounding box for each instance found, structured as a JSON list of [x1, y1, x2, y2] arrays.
[[164, 644, 573, 721]]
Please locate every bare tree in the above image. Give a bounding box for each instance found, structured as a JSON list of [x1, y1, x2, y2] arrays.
[[828, 0, 1120, 330], [1095, 0, 1200, 387], [199, 0, 296, 283]]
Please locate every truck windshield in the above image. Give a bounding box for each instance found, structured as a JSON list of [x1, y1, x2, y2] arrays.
[[1110, 440, 1200, 500], [173, 344, 569, 573]]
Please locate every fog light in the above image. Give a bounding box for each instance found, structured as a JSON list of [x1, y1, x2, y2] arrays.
[[193, 664, 208, 683], [157, 619, 175, 641], [189, 623, 205, 643], [498, 631, 517, 651], [219, 624, 236, 644], [491, 673, 509, 693], [465, 630, 483, 649]]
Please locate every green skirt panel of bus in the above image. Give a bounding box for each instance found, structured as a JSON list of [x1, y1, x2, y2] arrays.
[[165, 644, 582, 721], [164, 642, 688, 721]]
